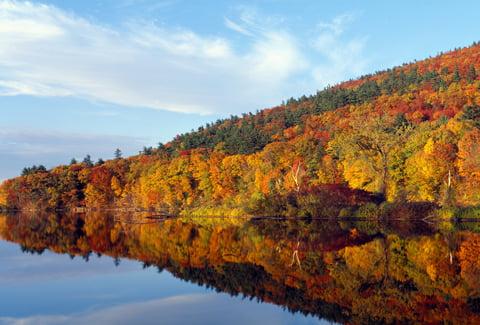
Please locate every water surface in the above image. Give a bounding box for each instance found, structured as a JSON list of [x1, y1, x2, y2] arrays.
[[1, 210, 480, 324], [0, 211, 331, 325]]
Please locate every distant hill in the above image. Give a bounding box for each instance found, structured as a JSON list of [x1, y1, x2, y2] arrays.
[[2, 42, 480, 216]]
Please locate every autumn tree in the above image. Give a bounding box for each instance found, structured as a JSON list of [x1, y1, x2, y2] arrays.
[[84, 166, 114, 204], [405, 127, 458, 203], [329, 112, 413, 199], [0, 182, 8, 207], [456, 128, 480, 205]]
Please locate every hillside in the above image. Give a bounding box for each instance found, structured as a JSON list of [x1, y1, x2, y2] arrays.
[[2, 42, 480, 216]]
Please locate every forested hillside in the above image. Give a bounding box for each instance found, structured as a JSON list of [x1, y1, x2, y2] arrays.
[[2, 42, 480, 216]]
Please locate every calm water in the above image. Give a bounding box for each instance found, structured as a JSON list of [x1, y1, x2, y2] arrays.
[[1, 210, 480, 324], [0, 211, 331, 325], [0, 240, 326, 325]]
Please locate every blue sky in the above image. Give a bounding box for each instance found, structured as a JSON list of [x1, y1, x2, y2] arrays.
[[1, 0, 480, 181]]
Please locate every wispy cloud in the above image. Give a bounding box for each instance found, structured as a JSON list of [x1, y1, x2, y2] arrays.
[[311, 12, 370, 87], [0, 2, 369, 114], [317, 13, 357, 36], [224, 18, 253, 36], [0, 1, 306, 114]]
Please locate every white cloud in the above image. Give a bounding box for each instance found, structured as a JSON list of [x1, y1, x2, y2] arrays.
[[311, 12, 370, 87], [317, 13, 357, 36], [0, 1, 307, 115], [225, 18, 253, 36], [248, 31, 304, 83], [0, 2, 369, 115]]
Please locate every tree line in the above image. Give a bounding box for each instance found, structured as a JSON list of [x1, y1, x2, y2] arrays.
[[2, 43, 480, 216]]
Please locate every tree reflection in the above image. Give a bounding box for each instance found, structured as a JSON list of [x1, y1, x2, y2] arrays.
[[1, 209, 480, 324]]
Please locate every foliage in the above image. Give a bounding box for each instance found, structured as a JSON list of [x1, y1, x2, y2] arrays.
[[3, 42, 480, 214]]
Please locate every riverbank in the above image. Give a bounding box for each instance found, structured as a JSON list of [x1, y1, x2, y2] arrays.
[[3, 201, 479, 222]]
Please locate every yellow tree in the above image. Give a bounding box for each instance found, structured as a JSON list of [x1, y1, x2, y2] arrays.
[[259, 142, 303, 194], [316, 154, 340, 184], [0, 181, 9, 206], [456, 128, 480, 205], [189, 148, 214, 202], [329, 112, 413, 199], [405, 127, 457, 203]]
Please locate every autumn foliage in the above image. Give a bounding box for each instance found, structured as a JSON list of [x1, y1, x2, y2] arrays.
[[2, 42, 480, 214]]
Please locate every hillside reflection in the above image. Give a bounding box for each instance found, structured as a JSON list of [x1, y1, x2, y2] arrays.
[[1, 210, 480, 324]]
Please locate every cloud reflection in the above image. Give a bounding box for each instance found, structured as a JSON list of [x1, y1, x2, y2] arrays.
[[0, 293, 330, 325], [0, 240, 139, 286]]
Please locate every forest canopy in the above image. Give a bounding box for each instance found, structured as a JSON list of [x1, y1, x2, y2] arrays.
[[2, 42, 480, 216]]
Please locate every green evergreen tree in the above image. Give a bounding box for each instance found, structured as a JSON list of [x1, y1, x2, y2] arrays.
[[468, 63, 477, 83], [452, 64, 461, 83], [460, 105, 480, 128], [114, 148, 122, 159], [392, 113, 409, 129], [82, 154, 93, 167]]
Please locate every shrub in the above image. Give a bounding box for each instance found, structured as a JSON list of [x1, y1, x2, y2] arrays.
[[354, 203, 380, 219]]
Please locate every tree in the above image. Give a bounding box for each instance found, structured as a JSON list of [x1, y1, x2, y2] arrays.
[[141, 146, 153, 155], [289, 162, 304, 192], [21, 165, 47, 176], [329, 113, 413, 199], [456, 128, 480, 205], [460, 105, 480, 129], [114, 148, 122, 159], [392, 113, 409, 129], [405, 128, 457, 203], [452, 64, 461, 83], [467, 63, 477, 83], [83, 154, 93, 167], [84, 166, 113, 204]]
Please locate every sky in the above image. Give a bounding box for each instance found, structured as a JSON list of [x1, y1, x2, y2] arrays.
[[1, 0, 480, 182]]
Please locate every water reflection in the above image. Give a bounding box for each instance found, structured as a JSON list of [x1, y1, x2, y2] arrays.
[[1, 210, 480, 324]]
